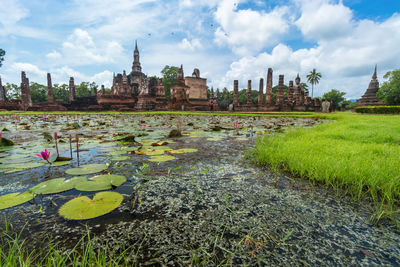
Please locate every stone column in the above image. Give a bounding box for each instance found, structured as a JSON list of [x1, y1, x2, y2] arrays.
[[247, 80, 251, 105], [47, 73, 54, 102], [21, 71, 32, 109], [233, 80, 239, 106], [258, 78, 263, 106], [211, 87, 214, 99], [0, 75, 6, 102], [276, 75, 284, 106], [265, 68, 273, 105], [93, 86, 98, 96], [101, 85, 105, 95], [288, 80, 294, 103], [69, 77, 76, 102]]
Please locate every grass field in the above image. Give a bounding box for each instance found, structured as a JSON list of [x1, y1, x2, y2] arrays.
[[252, 112, 400, 223]]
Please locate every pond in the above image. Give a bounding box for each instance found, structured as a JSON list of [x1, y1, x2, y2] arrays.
[[0, 114, 399, 265]]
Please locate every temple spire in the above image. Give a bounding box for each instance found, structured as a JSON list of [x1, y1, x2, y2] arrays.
[[372, 65, 377, 80], [132, 40, 142, 73]]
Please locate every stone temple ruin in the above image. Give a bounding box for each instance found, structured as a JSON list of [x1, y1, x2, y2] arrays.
[[0, 42, 326, 112], [356, 66, 384, 107], [232, 68, 320, 112]]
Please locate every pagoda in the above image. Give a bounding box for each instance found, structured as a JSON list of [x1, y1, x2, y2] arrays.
[[356, 66, 385, 106]]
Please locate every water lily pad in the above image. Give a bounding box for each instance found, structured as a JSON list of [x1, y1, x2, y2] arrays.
[[0, 137, 14, 147], [207, 137, 223, 141], [109, 150, 127, 156], [29, 177, 74, 195], [65, 164, 107, 175], [148, 155, 176, 162], [111, 156, 129, 161], [59, 191, 123, 220], [52, 161, 71, 167], [74, 174, 126, 191], [0, 192, 34, 210], [170, 148, 198, 154]]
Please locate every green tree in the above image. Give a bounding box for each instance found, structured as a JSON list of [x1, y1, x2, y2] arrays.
[[377, 69, 400, 105], [29, 82, 47, 103], [322, 89, 346, 111], [306, 69, 322, 97], [53, 84, 69, 103], [4, 83, 21, 100], [161, 65, 179, 100], [75, 82, 92, 98], [0, 48, 5, 68]]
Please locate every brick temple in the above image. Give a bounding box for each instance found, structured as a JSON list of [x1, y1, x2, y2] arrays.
[[0, 42, 322, 112], [232, 68, 320, 112], [356, 66, 385, 107]]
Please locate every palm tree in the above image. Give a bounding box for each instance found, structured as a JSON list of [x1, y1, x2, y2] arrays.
[[306, 69, 322, 97]]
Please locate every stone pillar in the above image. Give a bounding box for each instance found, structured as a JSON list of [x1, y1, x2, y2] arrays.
[[21, 71, 32, 109], [211, 87, 214, 99], [258, 78, 263, 106], [265, 68, 273, 105], [233, 80, 239, 106], [93, 86, 98, 96], [0, 75, 6, 102], [288, 80, 294, 103], [276, 75, 284, 106], [69, 77, 76, 102], [47, 73, 54, 102], [101, 85, 105, 95], [247, 80, 251, 105]]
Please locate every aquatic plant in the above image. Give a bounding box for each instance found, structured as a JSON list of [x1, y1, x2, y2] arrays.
[[54, 131, 59, 156], [35, 149, 52, 164]]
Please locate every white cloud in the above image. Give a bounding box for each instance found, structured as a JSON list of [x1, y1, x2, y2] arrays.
[[179, 38, 202, 51], [10, 62, 47, 77], [0, 0, 28, 27], [213, 0, 290, 55], [47, 29, 124, 66], [295, 0, 354, 40]]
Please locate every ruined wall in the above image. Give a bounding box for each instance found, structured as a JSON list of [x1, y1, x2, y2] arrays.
[[184, 77, 207, 100]]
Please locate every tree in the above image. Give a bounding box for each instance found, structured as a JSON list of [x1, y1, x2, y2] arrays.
[[161, 65, 179, 100], [323, 89, 346, 111], [306, 69, 322, 97], [53, 84, 69, 103], [4, 83, 21, 100], [75, 82, 92, 98], [0, 48, 5, 68], [29, 82, 47, 103], [377, 69, 400, 105]]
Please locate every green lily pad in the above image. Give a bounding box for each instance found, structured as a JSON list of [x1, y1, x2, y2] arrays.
[[29, 177, 75, 195], [65, 164, 107, 175], [109, 150, 127, 156], [0, 192, 34, 210], [0, 162, 45, 171], [0, 137, 14, 147], [59, 191, 123, 220], [207, 137, 223, 141], [74, 174, 126, 191], [148, 155, 176, 162], [111, 156, 129, 161], [52, 161, 71, 167], [145, 150, 165, 156], [170, 148, 198, 154]]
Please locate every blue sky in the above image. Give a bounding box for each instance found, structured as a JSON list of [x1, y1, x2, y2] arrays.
[[0, 0, 399, 99]]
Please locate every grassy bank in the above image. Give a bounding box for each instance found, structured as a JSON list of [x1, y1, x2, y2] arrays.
[[252, 113, 400, 223]]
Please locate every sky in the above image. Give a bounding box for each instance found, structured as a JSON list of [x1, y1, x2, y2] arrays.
[[0, 0, 399, 99]]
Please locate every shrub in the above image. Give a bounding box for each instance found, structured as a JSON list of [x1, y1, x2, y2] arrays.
[[355, 106, 400, 114]]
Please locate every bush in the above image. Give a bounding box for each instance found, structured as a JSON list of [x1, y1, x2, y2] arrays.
[[355, 106, 400, 114]]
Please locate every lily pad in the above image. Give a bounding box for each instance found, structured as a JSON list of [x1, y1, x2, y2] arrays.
[[148, 155, 176, 162], [0, 192, 34, 210], [29, 177, 75, 195], [111, 156, 129, 161], [52, 161, 71, 167], [74, 174, 126, 191], [59, 191, 123, 220], [170, 148, 198, 154], [65, 163, 107, 175], [0, 137, 14, 147]]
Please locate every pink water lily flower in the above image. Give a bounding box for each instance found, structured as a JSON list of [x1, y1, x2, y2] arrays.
[[36, 149, 52, 164]]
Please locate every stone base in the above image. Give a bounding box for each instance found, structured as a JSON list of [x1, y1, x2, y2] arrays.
[[28, 102, 67, 111], [0, 100, 23, 111]]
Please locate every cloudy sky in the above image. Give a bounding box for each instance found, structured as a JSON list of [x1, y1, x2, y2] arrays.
[[0, 0, 399, 99]]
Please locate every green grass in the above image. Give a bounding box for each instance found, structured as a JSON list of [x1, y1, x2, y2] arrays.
[[252, 112, 400, 223]]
